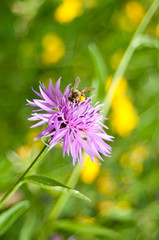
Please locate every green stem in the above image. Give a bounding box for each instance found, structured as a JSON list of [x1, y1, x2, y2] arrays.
[[49, 161, 81, 220], [38, 158, 82, 240], [0, 145, 49, 209], [103, 0, 159, 117]]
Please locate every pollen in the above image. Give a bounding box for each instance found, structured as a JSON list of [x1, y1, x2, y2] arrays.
[[80, 95, 85, 102]]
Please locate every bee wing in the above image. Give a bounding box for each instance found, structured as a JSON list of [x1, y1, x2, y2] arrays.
[[82, 87, 95, 94], [73, 76, 80, 91]]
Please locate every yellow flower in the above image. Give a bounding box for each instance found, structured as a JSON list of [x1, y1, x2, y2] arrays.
[[110, 51, 123, 70], [119, 151, 130, 168], [16, 145, 31, 159], [106, 76, 138, 137], [81, 154, 100, 184], [116, 200, 131, 209], [98, 200, 114, 216], [112, 1, 145, 31], [54, 0, 83, 24], [98, 200, 131, 216], [97, 174, 117, 197], [130, 146, 148, 163], [111, 95, 138, 137], [125, 1, 144, 26], [117, 13, 134, 32], [105, 76, 128, 98], [119, 146, 148, 174], [41, 33, 65, 65], [129, 146, 148, 174]]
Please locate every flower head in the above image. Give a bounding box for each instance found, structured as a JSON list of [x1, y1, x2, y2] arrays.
[[27, 78, 113, 166]]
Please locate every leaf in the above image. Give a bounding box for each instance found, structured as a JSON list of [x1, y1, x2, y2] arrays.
[[88, 43, 108, 84], [41, 136, 50, 146], [133, 34, 159, 49], [23, 175, 91, 202], [88, 43, 108, 101], [0, 201, 30, 236], [19, 212, 36, 240], [50, 219, 120, 239]]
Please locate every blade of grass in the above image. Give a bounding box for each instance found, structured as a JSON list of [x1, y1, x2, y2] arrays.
[[49, 219, 121, 239], [23, 175, 91, 202], [0, 201, 30, 236]]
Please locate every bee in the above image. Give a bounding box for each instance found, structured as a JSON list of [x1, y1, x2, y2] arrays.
[[68, 77, 95, 104]]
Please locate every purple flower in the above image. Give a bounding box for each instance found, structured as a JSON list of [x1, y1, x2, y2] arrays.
[[27, 78, 113, 166]]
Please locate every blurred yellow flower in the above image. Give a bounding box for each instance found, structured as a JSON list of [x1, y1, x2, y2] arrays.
[[130, 146, 148, 163], [116, 200, 131, 209], [97, 174, 117, 197], [111, 12, 133, 32], [131, 162, 143, 174], [111, 96, 138, 137], [118, 14, 134, 32], [106, 76, 138, 137], [54, 0, 83, 24], [105, 76, 128, 98], [16, 145, 31, 159], [125, 1, 144, 26], [120, 146, 148, 174], [98, 200, 131, 216], [98, 200, 114, 216], [112, 1, 145, 31], [41, 33, 65, 65], [129, 146, 148, 174], [119, 151, 130, 168], [110, 51, 123, 70], [81, 154, 100, 184]]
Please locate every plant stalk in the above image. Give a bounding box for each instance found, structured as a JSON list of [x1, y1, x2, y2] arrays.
[[49, 159, 82, 220], [0, 145, 49, 208]]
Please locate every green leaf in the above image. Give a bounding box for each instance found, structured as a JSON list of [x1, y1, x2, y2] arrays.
[[88, 43, 108, 101], [50, 219, 120, 239], [88, 43, 107, 84], [23, 175, 91, 202], [41, 136, 50, 146], [133, 34, 159, 49], [0, 201, 30, 236], [19, 213, 36, 240]]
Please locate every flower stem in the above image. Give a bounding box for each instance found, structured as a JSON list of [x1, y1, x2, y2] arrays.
[[103, 0, 159, 117], [38, 157, 82, 240], [0, 145, 49, 209], [49, 160, 81, 220]]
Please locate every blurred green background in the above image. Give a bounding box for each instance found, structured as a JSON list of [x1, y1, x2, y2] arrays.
[[0, 0, 159, 239]]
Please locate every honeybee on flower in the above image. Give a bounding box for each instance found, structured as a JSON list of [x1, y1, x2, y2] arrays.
[[27, 77, 113, 166], [68, 77, 95, 104]]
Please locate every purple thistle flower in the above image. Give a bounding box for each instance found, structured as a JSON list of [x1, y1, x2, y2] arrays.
[[27, 78, 113, 166]]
